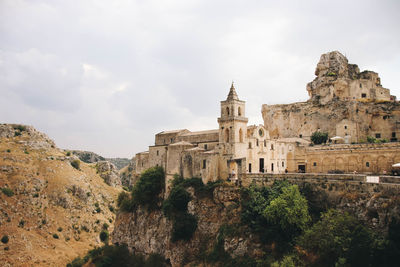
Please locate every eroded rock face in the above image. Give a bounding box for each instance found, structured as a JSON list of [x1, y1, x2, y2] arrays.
[[112, 186, 261, 266], [96, 161, 121, 187]]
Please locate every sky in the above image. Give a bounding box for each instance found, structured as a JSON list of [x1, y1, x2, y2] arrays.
[[1, 0, 399, 158]]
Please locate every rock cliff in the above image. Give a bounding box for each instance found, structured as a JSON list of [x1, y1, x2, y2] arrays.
[[112, 186, 262, 266]]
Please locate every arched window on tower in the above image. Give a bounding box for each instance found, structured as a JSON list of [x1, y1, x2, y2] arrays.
[[239, 128, 243, 143], [225, 128, 230, 143], [238, 107, 242, 116], [226, 107, 230, 116]]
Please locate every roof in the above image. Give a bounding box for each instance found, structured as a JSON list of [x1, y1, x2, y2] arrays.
[[226, 82, 239, 101], [180, 129, 219, 136], [156, 129, 189, 135], [169, 141, 194, 146]]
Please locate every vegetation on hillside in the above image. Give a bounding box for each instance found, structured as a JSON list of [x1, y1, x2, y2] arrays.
[[117, 166, 165, 212], [311, 131, 328, 144], [67, 244, 168, 267]]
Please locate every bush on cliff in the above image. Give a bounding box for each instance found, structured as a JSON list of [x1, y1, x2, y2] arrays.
[[241, 180, 310, 251], [118, 166, 165, 212], [132, 166, 165, 210], [162, 175, 199, 242], [296, 209, 375, 267], [67, 244, 168, 267]]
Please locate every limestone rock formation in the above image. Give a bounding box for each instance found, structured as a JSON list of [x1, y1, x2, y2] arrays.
[[96, 161, 122, 187], [71, 150, 105, 163], [112, 186, 262, 266], [262, 51, 400, 142], [0, 124, 56, 149]]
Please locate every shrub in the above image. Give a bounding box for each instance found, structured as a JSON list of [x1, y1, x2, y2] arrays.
[[99, 230, 109, 243], [1, 235, 9, 244], [103, 223, 109, 230], [14, 131, 22, 137], [130, 166, 165, 211], [297, 209, 374, 267], [71, 160, 80, 170], [53, 233, 59, 239], [310, 131, 328, 144], [162, 175, 199, 242], [57, 227, 63, 232], [1, 188, 14, 197], [6, 149, 10, 153], [13, 125, 26, 132], [171, 213, 197, 242], [66, 151, 71, 156], [367, 136, 376, 143], [241, 180, 310, 251], [18, 220, 25, 227]]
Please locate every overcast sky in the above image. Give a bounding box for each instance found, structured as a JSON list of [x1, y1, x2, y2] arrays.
[[1, 0, 399, 158]]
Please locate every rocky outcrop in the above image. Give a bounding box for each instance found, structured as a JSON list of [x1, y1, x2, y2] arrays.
[[112, 186, 262, 266], [119, 157, 136, 187], [262, 51, 400, 141], [0, 124, 56, 149], [96, 161, 122, 187], [71, 150, 105, 163]]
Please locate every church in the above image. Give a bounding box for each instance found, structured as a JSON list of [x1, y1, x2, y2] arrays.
[[134, 83, 300, 187]]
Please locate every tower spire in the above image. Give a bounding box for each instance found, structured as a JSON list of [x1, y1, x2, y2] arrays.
[[227, 82, 239, 100]]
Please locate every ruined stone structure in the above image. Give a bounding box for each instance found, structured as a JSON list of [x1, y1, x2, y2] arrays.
[[262, 51, 400, 174], [262, 51, 400, 143], [134, 84, 294, 188]]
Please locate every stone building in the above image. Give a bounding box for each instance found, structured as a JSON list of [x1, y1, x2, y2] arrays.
[[133, 51, 400, 184], [134, 84, 293, 188]]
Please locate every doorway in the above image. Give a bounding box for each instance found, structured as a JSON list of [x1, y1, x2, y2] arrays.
[[259, 158, 264, 173]]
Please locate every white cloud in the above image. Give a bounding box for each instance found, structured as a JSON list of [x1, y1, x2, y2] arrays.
[[0, 0, 399, 157]]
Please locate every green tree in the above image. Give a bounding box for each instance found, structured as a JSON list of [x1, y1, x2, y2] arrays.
[[131, 166, 165, 211], [297, 209, 374, 267], [311, 131, 328, 144], [264, 184, 310, 234]]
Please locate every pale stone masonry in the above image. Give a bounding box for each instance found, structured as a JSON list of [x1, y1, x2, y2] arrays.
[[133, 51, 400, 187]]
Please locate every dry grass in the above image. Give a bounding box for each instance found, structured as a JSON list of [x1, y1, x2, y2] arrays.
[[0, 135, 121, 266]]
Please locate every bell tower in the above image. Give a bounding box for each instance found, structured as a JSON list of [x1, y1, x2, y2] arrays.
[[217, 83, 248, 158]]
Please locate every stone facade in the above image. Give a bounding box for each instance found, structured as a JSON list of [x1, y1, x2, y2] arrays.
[[134, 51, 400, 182], [134, 84, 293, 190]]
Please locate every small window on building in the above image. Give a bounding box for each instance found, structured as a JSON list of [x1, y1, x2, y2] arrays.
[[313, 162, 317, 166], [226, 107, 230, 116], [359, 83, 362, 88], [366, 162, 370, 167], [238, 107, 242, 116], [256, 139, 259, 146], [282, 162, 284, 167], [141, 162, 143, 167], [204, 144, 208, 150], [202, 160, 206, 169], [170, 138, 173, 143], [392, 132, 396, 138], [157, 150, 159, 156], [248, 142, 252, 149], [361, 93, 367, 98], [264, 140, 266, 147], [344, 125, 347, 129], [271, 144, 274, 150], [271, 163, 274, 172], [299, 134, 303, 138], [248, 163, 252, 173], [375, 133, 381, 138]]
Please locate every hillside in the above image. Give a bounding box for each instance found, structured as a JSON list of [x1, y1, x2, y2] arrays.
[[0, 124, 121, 267]]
